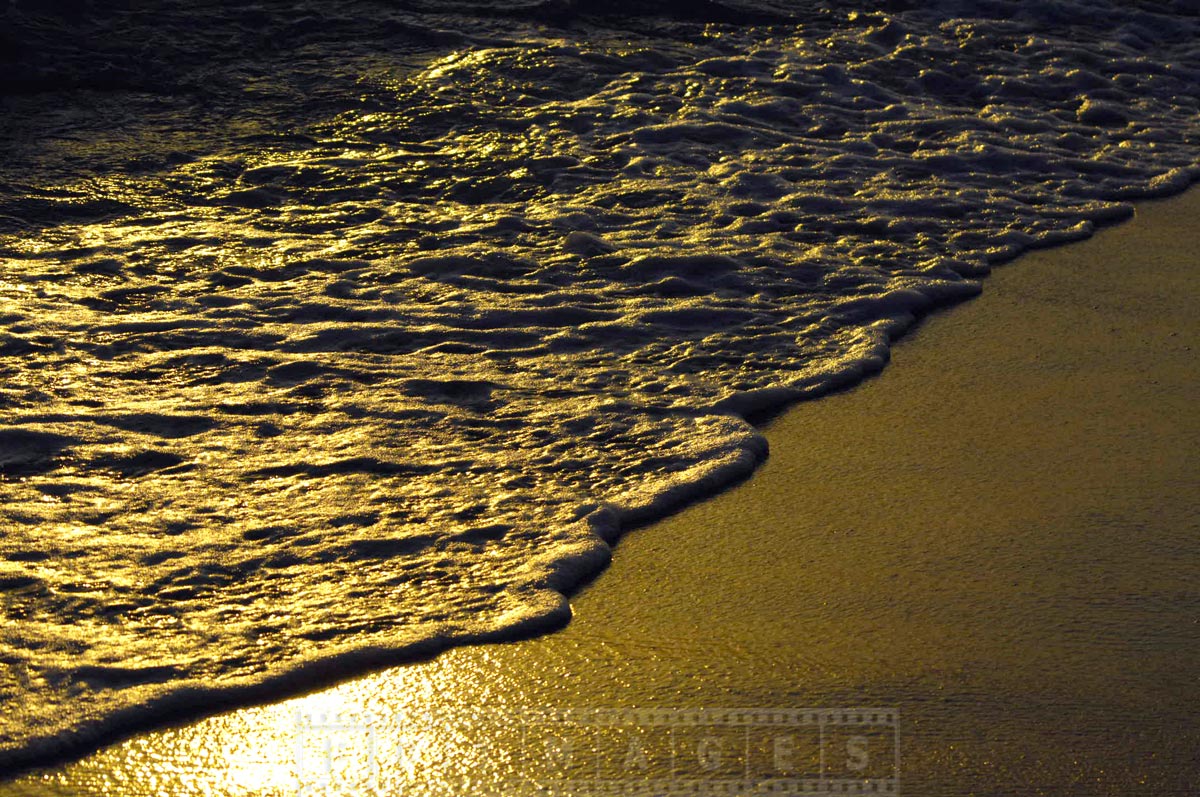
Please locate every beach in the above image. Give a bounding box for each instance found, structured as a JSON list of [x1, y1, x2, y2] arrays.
[[7, 185, 1197, 796], [2, 2, 1199, 792]]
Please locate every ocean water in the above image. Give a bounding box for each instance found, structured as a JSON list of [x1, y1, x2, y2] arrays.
[[0, 0, 1197, 773]]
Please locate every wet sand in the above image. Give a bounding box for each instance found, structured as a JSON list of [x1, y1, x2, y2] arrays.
[[5, 187, 1200, 795]]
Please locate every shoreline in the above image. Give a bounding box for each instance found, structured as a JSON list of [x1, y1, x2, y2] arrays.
[[4, 183, 1200, 794], [3, 1, 1200, 783]]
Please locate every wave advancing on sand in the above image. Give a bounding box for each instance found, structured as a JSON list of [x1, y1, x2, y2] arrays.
[[0, 0, 1197, 771]]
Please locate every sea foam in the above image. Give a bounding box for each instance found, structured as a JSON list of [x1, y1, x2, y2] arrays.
[[0, 0, 1197, 772]]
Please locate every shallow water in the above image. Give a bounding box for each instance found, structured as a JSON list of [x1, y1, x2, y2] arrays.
[[13, 186, 1200, 797], [1, 0, 1198, 772]]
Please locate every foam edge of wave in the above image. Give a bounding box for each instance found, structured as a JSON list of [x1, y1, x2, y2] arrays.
[[4, 169, 1199, 782]]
